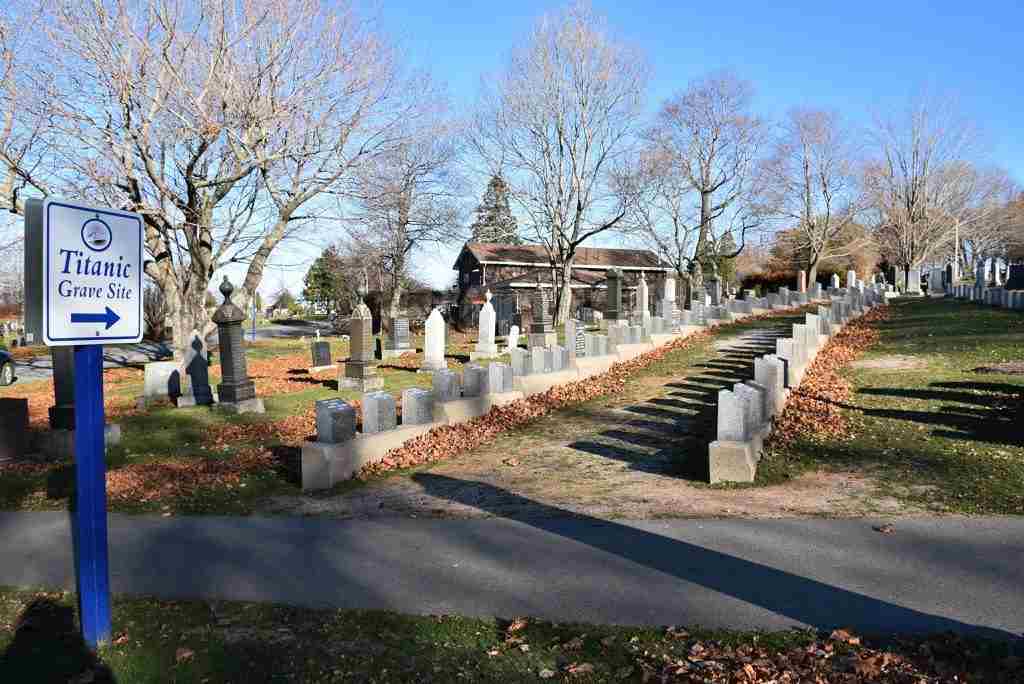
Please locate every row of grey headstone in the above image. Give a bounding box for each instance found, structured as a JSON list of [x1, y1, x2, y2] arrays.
[[953, 285, 1024, 310], [315, 359, 518, 443], [509, 345, 573, 376], [715, 287, 883, 445]]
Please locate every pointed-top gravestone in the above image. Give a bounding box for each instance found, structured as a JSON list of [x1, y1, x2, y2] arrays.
[[638, 272, 650, 321], [340, 285, 383, 390], [471, 289, 499, 360], [830, 273, 840, 290], [505, 324, 520, 354], [419, 307, 447, 372]]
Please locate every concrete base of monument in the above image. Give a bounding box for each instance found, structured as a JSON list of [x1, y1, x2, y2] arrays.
[[217, 398, 266, 415], [301, 421, 443, 490], [615, 343, 654, 362], [574, 355, 618, 379], [417, 362, 448, 374], [339, 374, 385, 391], [174, 391, 219, 408], [708, 440, 757, 483], [528, 332, 558, 348], [432, 391, 525, 423], [36, 424, 122, 460], [308, 364, 338, 373], [513, 369, 581, 397]]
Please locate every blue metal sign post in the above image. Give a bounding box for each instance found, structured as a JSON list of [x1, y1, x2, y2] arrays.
[[23, 198, 144, 650], [73, 344, 111, 646]]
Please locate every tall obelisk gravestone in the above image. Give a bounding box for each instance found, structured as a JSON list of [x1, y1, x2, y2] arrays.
[[340, 285, 383, 391], [604, 268, 623, 330], [212, 277, 265, 414]]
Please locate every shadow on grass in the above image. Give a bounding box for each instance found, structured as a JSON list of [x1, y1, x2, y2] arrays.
[[849, 381, 1024, 449], [0, 597, 116, 683], [565, 328, 786, 483]]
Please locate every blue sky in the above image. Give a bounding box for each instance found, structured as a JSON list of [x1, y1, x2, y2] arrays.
[[266, 0, 1024, 294]]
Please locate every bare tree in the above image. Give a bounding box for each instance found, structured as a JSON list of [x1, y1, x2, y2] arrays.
[[650, 71, 765, 287], [3, 0, 405, 354], [863, 94, 1009, 285], [472, 1, 649, 323], [761, 108, 865, 282], [346, 88, 463, 319]]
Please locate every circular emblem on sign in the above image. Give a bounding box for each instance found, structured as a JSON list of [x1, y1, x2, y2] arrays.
[[81, 217, 113, 252]]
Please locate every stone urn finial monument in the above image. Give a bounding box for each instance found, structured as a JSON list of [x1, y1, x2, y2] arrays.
[[340, 284, 383, 390], [212, 276, 265, 414]]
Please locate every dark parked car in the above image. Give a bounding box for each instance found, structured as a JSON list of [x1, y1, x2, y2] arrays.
[[0, 349, 15, 386]]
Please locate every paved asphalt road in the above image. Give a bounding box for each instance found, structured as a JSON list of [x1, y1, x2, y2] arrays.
[[1, 510, 1021, 640]]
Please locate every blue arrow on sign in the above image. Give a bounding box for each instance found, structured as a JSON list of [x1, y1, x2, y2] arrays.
[[70, 307, 121, 330]]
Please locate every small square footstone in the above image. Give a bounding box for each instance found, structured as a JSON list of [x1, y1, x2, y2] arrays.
[[463, 364, 486, 397], [362, 391, 396, 434], [432, 369, 460, 402], [401, 388, 434, 426], [315, 398, 356, 444]]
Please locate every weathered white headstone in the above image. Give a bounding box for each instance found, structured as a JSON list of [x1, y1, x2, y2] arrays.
[[531, 347, 547, 374], [830, 273, 840, 290], [401, 388, 434, 425], [362, 391, 396, 434], [846, 270, 857, 289], [716, 389, 747, 442], [754, 356, 786, 416], [462, 364, 485, 397], [487, 362, 512, 394], [505, 325, 520, 354], [420, 308, 447, 372], [510, 347, 530, 375], [734, 383, 761, 435], [432, 369, 460, 402], [472, 290, 499, 359]]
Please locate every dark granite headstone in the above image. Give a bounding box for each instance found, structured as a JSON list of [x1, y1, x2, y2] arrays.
[[0, 398, 28, 461], [311, 340, 331, 367], [49, 346, 75, 430], [530, 287, 554, 334], [385, 317, 411, 351], [1006, 264, 1024, 291], [604, 268, 623, 321], [212, 277, 259, 408]]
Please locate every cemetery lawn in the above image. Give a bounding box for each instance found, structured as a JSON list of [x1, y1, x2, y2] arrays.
[[266, 309, 906, 520], [2, 588, 1019, 683], [0, 330, 499, 515], [758, 298, 1024, 515]]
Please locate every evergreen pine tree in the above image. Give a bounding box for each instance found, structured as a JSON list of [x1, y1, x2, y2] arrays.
[[469, 174, 520, 244]]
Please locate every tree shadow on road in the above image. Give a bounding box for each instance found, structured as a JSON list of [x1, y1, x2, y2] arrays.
[[412, 472, 1020, 641]]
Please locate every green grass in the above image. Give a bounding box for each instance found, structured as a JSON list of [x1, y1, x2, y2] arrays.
[[6, 588, 1017, 684], [759, 298, 1024, 514]]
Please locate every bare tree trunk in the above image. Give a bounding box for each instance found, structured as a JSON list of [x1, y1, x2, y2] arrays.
[[555, 260, 574, 324]]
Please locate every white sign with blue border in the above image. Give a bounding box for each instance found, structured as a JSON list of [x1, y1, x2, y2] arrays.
[[42, 199, 144, 346]]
